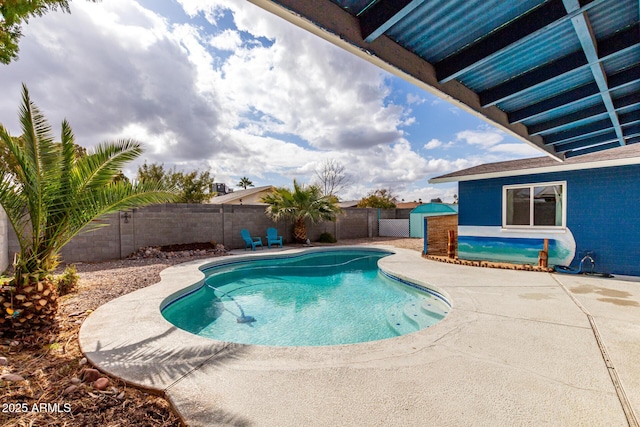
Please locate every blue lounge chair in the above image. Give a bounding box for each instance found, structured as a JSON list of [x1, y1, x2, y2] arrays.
[[241, 228, 263, 251], [266, 227, 283, 248]]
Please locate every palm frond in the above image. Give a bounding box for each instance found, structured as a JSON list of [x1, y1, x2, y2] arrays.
[[72, 139, 143, 193]]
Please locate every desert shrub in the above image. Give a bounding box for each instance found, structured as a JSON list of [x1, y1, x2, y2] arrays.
[[318, 232, 337, 243], [56, 264, 79, 296]]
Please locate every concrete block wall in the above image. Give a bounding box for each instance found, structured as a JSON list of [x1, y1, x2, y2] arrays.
[[6, 204, 414, 264], [226, 204, 285, 248], [60, 213, 121, 262], [0, 207, 8, 272], [427, 215, 458, 256], [132, 204, 224, 249]]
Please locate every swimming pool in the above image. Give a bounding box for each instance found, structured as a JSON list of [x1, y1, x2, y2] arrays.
[[162, 249, 450, 346]]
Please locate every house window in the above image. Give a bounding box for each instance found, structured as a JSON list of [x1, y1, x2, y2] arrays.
[[503, 182, 566, 228]]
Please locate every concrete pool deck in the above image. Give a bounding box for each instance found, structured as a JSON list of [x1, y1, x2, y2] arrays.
[[79, 246, 640, 426]]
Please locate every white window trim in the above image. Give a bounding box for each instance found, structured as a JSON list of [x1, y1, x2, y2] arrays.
[[502, 181, 567, 230]]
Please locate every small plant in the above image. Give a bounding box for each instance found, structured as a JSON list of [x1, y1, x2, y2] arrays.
[[318, 232, 337, 243], [56, 265, 79, 296]]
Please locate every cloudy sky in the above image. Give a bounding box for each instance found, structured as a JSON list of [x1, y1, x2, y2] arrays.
[[0, 0, 543, 202]]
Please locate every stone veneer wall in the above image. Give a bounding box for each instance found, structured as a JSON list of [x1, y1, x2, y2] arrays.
[[6, 205, 413, 263]]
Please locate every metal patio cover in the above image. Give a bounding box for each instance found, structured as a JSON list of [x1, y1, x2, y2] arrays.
[[248, 0, 639, 160]]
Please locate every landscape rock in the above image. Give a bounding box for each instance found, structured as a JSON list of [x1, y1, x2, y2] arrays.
[[0, 356, 7, 366], [1, 373, 25, 382], [94, 377, 109, 390], [81, 368, 101, 383], [63, 384, 78, 395], [70, 377, 82, 385], [127, 242, 229, 260]]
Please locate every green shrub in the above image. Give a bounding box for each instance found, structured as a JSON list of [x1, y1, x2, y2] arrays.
[[318, 232, 337, 243], [56, 264, 79, 296]]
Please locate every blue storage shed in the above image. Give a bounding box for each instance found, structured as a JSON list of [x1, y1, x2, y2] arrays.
[[430, 144, 640, 276], [409, 203, 458, 238]]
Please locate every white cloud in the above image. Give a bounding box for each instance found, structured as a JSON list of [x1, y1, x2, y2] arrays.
[[488, 143, 543, 156], [208, 29, 242, 51], [399, 185, 458, 204], [424, 139, 442, 150], [406, 93, 425, 105], [456, 128, 504, 148]]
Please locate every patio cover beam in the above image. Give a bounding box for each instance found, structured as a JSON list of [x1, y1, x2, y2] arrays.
[[479, 25, 639, 107], [246, 0, 559, 160], [509, 64, 640, 123], [542, 107, 639, 146], [554, 131, 617, 152], [528, 103, 608, 135], [359, 0, 426, 43], [615, 92, 640, 110], [624, 123, 640, 138], [435, 0, 602, 84], [529, 95, 640, 136], [544, 118, 614, 144], [563, 0, 625, 146], [564, 141, 622, 157]]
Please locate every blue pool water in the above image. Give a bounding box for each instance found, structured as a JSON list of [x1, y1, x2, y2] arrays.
[[162, 249, 450, 346]]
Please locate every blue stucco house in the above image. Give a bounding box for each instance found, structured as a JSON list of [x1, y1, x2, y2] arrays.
[[430, 144, 640, 276]]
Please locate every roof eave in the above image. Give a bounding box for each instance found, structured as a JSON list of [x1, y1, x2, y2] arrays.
[[429, 155, 640, 183]]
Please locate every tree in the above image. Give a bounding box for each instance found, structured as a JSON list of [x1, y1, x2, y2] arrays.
[[0, 84, 178, 333], [1, 1, 99, 64], [1, 133, 87, 176], [137, 162, 215, 203], [237, 176, 254, 190], [313, 158, 352, 198], [260, 179, 342, 243], [357, 188, 398, 208]]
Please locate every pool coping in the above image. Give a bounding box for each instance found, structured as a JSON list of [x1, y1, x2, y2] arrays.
[[79, 245, 640, 426], [79, 246, 456, 387]]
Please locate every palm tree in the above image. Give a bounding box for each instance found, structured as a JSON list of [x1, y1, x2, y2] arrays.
[[0, 84, 178, 333], [237, 176, 254, 190], [260, 180, 342, 243]]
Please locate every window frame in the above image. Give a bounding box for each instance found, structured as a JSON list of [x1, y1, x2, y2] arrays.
[[502, 181, 567, 230]]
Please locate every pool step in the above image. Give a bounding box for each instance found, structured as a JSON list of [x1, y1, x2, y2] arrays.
[[403, 300, 438, 330], [386, 304, 419, 336], [421, 299, 449, 321], [387, 298, 447, 336]]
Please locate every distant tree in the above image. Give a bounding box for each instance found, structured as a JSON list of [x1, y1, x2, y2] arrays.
[[137, 161, 215, 203], [1, 1, 98, 64], [453, 194, 458, 204], [431, 197, 443, 203], [357, 188, 398, 208], [111, 170, 129, 184], [313, 158, 352, 198], [261, 179, 342, 243], [237, 176, 254, 190]]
